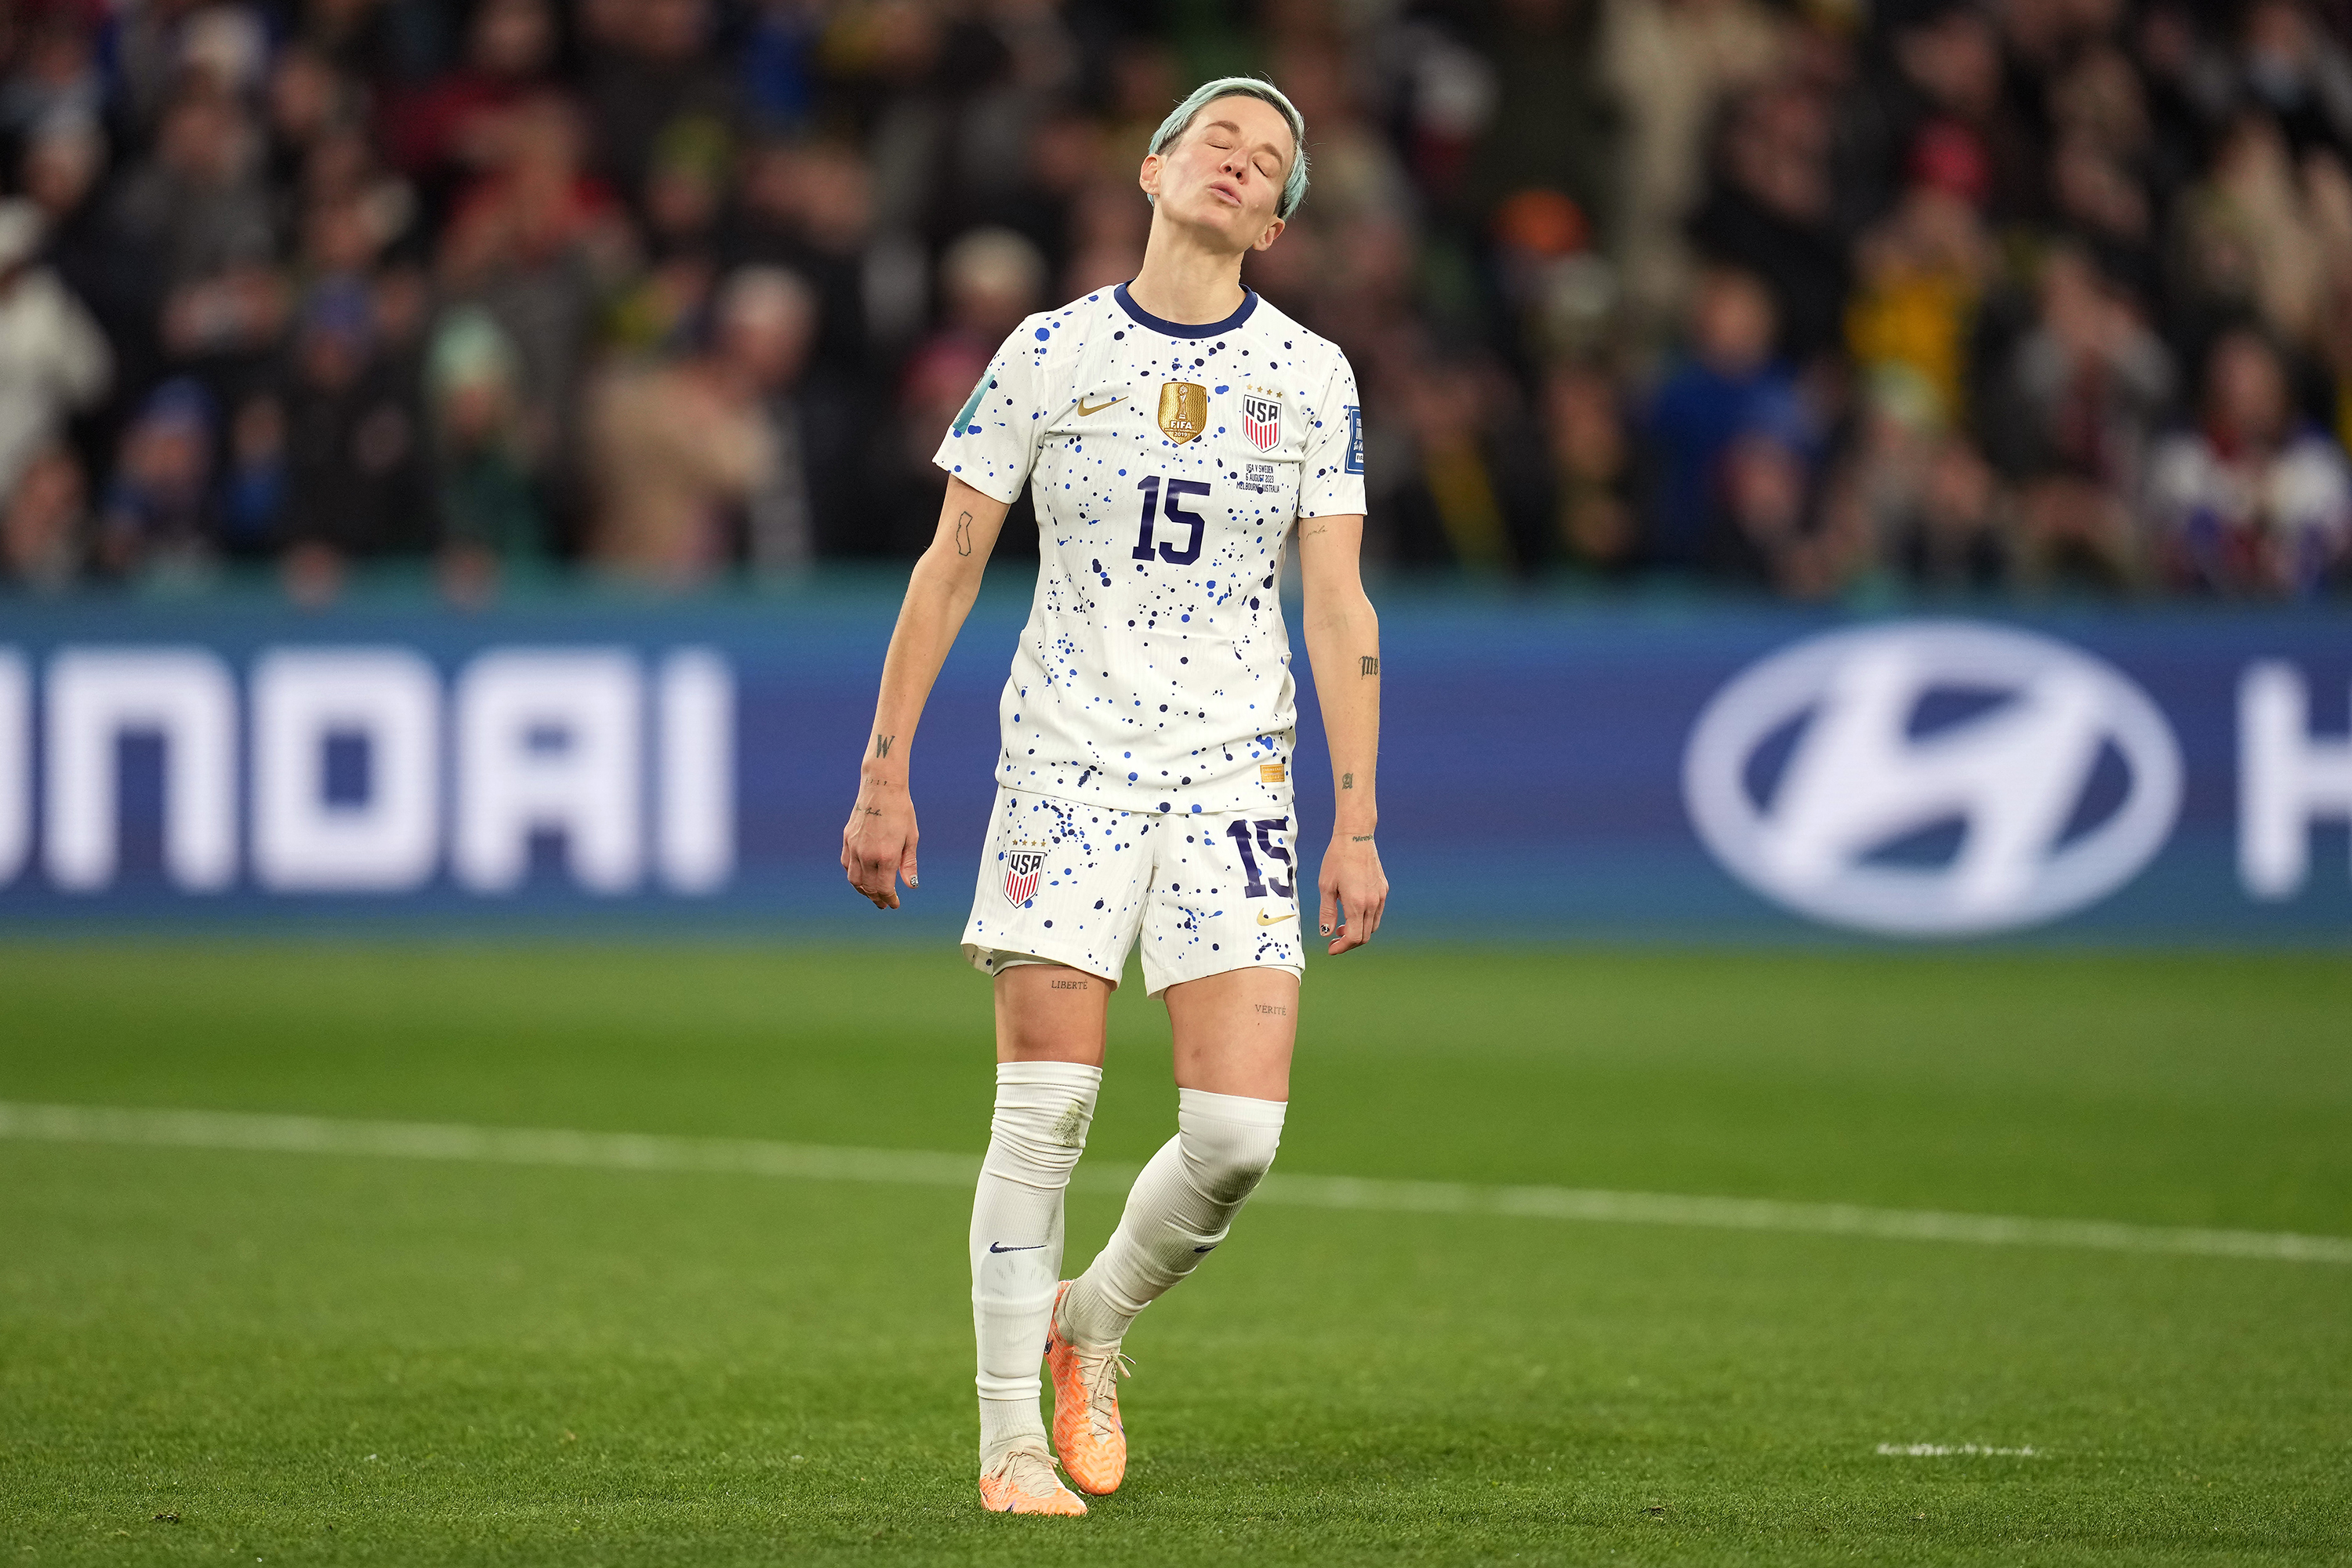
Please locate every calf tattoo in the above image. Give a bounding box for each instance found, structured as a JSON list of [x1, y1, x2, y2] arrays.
[[1341, 771, 1354, 789], [955, 510, 973, 556]]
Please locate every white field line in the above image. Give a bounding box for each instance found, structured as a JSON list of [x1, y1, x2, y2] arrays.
[[1876, 1443, 2039, 1457], [2, 1100, 2347, 1267]]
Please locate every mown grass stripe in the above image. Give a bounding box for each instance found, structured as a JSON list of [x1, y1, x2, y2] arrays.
[[4, 1099, 2346, 1266]]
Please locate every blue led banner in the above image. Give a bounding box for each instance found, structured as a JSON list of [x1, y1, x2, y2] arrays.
[[1, 588, 2347, 942]]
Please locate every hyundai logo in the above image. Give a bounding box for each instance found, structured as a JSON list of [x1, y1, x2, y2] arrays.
[[1682, 622, 2183, 936]]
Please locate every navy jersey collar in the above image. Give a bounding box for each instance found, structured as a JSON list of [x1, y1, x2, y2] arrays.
[[1113, 281, 1258, 339]]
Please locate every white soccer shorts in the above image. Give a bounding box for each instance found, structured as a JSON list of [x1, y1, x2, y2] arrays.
[[961, 785, 1307, 996]]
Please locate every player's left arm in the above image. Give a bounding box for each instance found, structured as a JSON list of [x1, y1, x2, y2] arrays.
[[1297, 513, 1387, 955]]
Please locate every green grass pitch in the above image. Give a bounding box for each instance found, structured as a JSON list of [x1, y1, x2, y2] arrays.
[[2, 942, 2348, 1565]]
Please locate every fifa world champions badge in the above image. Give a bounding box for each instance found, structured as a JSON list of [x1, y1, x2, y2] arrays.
[[1242, 389, 1281, 451], [1003, 842, 1046, 906], [1158, 381, 1208, 445]]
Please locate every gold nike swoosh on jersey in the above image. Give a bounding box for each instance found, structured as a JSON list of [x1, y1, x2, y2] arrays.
[[1257, 909, 1298, 927], [1076, 395, 1127, 416]]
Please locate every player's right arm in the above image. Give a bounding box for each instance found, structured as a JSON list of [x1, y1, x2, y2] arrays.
[[841, 477, 1014, 909]]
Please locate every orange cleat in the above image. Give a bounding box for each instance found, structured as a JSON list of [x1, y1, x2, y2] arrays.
[[978, 1438, 1088, 1515], [1047, 1281, 1134, 1495]]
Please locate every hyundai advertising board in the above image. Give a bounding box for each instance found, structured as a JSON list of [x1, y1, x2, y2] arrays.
[[0, 590, 2347, 943]]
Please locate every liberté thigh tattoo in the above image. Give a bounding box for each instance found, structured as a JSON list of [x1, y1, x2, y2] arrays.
[[993, 964, 1109, 1065]]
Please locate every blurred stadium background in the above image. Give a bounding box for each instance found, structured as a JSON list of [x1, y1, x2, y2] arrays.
[[3, 0, 2351, 1560]]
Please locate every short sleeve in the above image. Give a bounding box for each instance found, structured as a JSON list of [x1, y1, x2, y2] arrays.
[[1298, 349, 1367, 518], [932, 318, 1053, 504]]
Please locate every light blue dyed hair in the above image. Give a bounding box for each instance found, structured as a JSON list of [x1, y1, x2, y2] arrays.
[[1147, 77, 1309, 221]]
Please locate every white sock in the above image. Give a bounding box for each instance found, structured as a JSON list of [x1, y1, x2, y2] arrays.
[[971, 1059, 1101, 1461], [1059, 1087, 1286, 1348]]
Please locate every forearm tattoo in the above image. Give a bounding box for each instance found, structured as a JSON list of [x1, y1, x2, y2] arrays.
[[1359, 655, 1379, 677], [955, 510, 972, 557], [1341, 772, 1354, 789], [873, 734, 894, 758]]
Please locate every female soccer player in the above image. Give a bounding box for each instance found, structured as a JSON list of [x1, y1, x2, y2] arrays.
[[841, 76, 1386, 1515]]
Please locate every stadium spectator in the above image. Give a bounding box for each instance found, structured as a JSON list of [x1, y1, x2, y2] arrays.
[[1716, 422, 1853, 596], [218, 390, 288, 558], [2173, 113, 2336, 355], [1541, 361, 1638, 572], [714, 263, 825, 572], [0, 2, 104, 148], [2233, 0, 2352, 158], [1686, 80, 1849, 369], [0, 199, 110, 522], [425, 303, 543, 600], [583, 0, 739, 205], [112, 85, 286, 368], [1639, 264, 1813, 570], [728, 136, 881, 384], [1600, 0, 1788, 345], [2, 441, 88, 592], [1845, 149, 1995, 434], [1385, 350, 1550, 572], [437, 90, 631, 536], [582, 269, 785, 586], [281, 278, 428, 604], [1982, 247, 2173, 586], [1824, 367, 2011, 594], [381, 0, 561, 200], [18, 114, 117, 338], [2147, 327, 2352, 596], [877, 227, 1047, 554], [96, 377, 216, 580]]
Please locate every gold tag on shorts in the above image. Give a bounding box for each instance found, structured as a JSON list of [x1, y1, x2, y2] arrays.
[[1158, 381, 1208, 445], [1260, 762, 1286, 783]]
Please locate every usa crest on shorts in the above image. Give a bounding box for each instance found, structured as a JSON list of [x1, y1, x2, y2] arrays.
[[1003, 842, 1045, 906], [1241, 390, 1280, 452]]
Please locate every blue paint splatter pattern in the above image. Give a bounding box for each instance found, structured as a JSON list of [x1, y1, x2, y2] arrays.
[[960, 785, 1305, 998], [935, 284, 1367, 820]]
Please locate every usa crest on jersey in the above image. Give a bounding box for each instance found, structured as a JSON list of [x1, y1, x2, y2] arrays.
[[1241, 391, 1281, 452], [1003, 844, 1045, 906]]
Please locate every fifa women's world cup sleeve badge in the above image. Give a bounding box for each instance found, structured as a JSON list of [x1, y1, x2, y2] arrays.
[[1158, 382, 1208, 445], [1003, 840, 1047, 906]]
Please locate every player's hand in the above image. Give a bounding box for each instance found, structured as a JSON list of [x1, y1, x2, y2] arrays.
[[1316, 831, 1387, 956], [843, 781, 920, 909]]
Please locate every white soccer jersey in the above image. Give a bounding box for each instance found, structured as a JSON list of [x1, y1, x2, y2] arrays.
[[935, 282, 1367, 818]]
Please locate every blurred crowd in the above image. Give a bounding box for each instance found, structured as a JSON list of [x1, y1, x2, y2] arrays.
[[2, 0, 2351, 602]]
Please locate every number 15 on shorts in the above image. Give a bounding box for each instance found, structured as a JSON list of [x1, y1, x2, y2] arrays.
[[1225, 818, 1294, 900]]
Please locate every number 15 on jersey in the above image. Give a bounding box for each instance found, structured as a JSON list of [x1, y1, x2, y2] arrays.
[[1131, 476, 1210, 566]]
